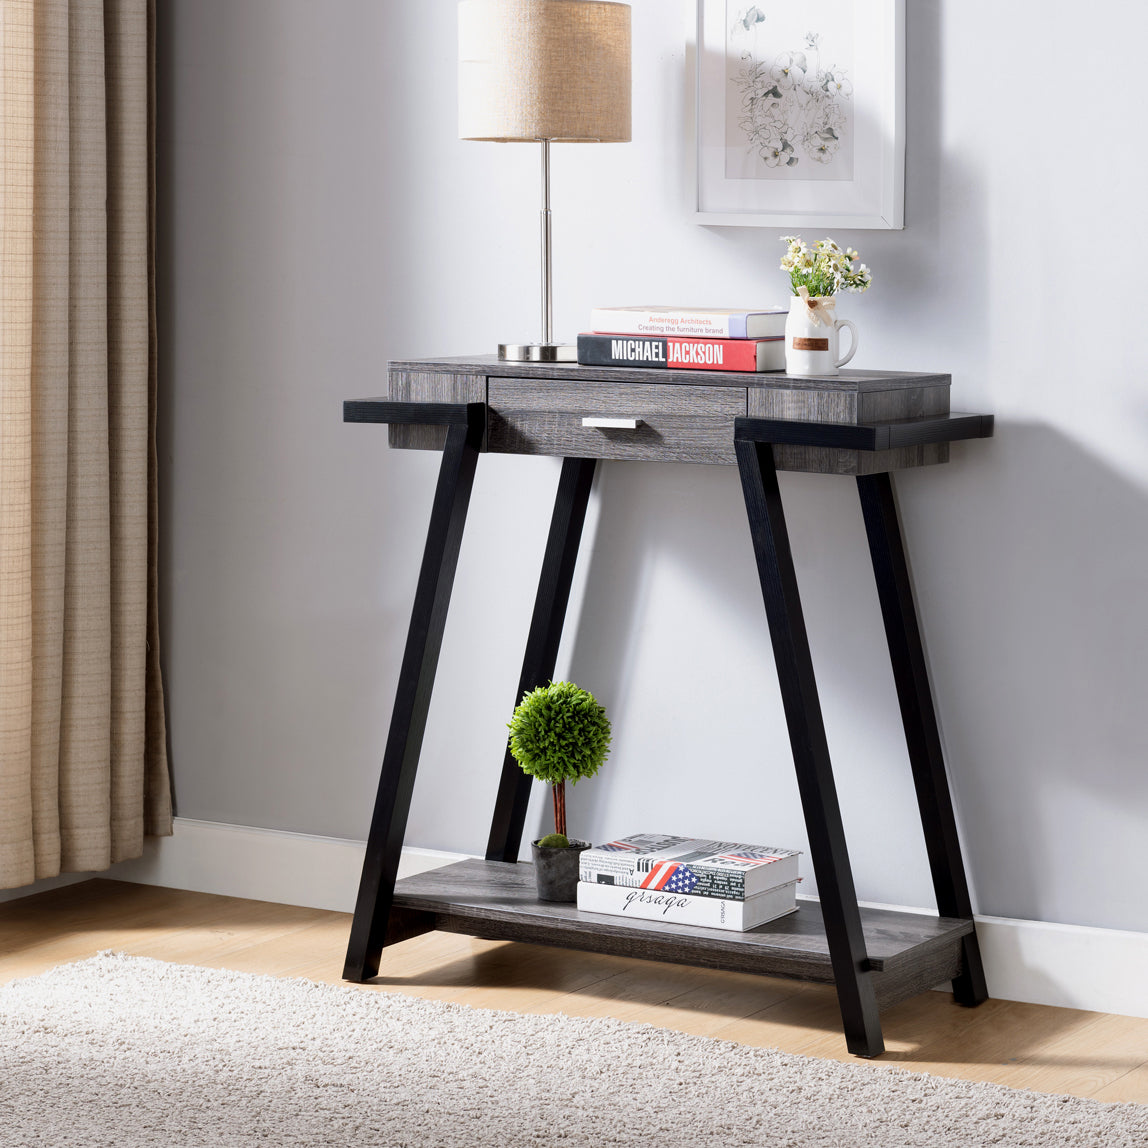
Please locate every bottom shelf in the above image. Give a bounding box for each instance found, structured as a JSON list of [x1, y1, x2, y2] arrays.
[[390, 860, 974, 1008]]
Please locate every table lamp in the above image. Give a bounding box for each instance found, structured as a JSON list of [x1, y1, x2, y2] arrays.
[[459, 0, 632, 362]]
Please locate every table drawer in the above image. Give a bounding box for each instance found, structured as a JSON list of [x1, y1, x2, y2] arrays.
[[487, 378, 746, 465]]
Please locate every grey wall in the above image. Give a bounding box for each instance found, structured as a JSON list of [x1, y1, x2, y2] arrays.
[[158, 0, 1148, 933]]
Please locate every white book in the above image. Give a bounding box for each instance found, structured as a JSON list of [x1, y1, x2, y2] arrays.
[[576, 879, 799, 932], [590, 306, 788, 341]]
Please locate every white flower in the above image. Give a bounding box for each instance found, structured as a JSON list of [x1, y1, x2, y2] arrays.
[[771, 51, 807, 89], [805, 127, 841, 163], [840, 261, 872, 293], [735, 6, 766, 32], [822, 67, 853, 99], [762, 140, 797, 168]]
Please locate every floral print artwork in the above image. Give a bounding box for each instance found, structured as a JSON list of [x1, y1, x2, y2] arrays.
[[726, 2, 855, 181]]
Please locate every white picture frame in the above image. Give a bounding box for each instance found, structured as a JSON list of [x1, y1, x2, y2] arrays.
[[689, 0, 905, 229]]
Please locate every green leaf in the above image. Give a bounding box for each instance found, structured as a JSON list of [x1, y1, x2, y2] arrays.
[[507, 681, 612, 785]]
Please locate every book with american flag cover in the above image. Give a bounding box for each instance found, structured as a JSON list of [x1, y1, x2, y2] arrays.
[[576, 878, 799, 932], [579, 834, 801, 901]]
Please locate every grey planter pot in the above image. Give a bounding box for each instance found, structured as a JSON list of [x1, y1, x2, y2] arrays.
[[531, 839, 590, 902]]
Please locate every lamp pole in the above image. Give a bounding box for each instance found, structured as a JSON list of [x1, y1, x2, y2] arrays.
[[499, 138, 576, 362], [540, 138, 553, 348]]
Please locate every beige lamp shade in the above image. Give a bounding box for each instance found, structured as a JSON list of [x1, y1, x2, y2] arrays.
[[459, 0, 631, 142]]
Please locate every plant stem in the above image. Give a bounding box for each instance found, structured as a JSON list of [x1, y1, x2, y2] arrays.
[[552, 781, 566, 838]]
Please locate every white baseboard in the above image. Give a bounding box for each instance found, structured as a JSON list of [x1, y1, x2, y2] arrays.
[[0, 872, 92, 905], [13, 817, 1147, 1021], [968, 913, 1148, 1020], [105, 817, 457, 912]]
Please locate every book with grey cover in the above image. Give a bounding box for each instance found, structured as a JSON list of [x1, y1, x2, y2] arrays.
[[579, 834, 801, 901]]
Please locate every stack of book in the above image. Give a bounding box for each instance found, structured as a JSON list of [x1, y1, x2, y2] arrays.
[[577, 833, 801, 932], [577, 306, 788, 373]]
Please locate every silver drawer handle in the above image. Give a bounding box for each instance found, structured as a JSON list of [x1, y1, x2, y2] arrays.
[[582, 416, 641, 430]]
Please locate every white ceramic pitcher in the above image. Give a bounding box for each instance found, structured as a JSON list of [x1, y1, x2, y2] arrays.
[[784, 290, 858, 376]]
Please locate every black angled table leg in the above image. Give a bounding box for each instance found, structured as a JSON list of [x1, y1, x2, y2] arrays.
[[343, 405, 485, 983], [736, 439, 884, 1058], [486, 457, 598, 861], [856, 472, 989, 1007]]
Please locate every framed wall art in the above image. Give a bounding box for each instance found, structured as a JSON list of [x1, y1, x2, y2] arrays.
[[690, 0, 904, 229]]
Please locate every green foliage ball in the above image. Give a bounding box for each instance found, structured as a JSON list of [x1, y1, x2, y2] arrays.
[[537, 832, 570, 849], [508, 681, 611, 786]]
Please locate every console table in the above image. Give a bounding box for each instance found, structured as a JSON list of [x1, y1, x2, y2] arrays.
[[342, 356, 994, 1058]]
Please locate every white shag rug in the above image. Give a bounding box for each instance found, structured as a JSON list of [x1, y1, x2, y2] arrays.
[[1, 953, 1146, 1147]]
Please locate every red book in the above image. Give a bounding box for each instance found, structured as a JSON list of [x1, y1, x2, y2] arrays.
[[577, 333, 784, 373]]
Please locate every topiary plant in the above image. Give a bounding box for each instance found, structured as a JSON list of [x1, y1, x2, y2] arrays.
[[508, 681, 611, 847]]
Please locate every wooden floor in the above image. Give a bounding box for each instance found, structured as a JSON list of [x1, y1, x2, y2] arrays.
[[2, 879, 1146, 1104]]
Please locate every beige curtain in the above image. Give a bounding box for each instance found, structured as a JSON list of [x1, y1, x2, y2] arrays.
[[0, 0, 171, 890]]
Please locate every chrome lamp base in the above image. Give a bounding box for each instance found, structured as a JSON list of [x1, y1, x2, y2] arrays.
[[498, 342, 577, 363]]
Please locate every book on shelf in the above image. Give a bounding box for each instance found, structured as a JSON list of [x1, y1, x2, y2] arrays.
[[580, 834, 801, 901], [576, 878, 799, 931], [576, 333, 785, 373], [590, 306, 787, 340]]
